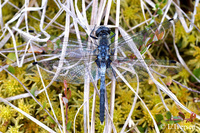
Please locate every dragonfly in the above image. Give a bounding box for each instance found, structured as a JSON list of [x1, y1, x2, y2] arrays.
[[28, 18, 179, 124]]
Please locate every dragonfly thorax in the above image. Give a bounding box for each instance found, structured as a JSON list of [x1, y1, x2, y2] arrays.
[[95, 27, 112, 69], [98, 35, 109, 46], [96, 45, 110, 60]]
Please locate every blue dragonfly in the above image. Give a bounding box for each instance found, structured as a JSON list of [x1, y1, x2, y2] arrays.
[[28, 18, 179, 124]]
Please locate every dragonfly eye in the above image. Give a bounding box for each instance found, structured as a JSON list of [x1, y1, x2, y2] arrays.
[[96, 26, 111, 37]]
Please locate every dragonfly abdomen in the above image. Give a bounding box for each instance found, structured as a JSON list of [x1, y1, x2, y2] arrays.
[[100, 73, 106, 124]]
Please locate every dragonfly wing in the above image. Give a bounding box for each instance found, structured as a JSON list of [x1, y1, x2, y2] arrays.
[[27, 59, 100, 84], [111, 19, 175, 58], [33, 39, 98, 68], [45, 37, 97, 55], [110, 59, 181, 83]]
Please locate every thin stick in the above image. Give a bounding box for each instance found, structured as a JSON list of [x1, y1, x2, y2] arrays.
[[59, 94, 66, 133]]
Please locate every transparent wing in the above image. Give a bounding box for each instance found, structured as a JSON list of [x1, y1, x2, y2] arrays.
[[27, 58, 181, 84], [41, 38, 96, 55], [27, 42, 100, 84], [42, 19, 175, 58], [109, 59, 181, 83], [27, 19, 178, 83], [111, 19, 175, 58], [27, 59, 100, 84], [35, 19, 176, 65], [27, 43, 182, 84]]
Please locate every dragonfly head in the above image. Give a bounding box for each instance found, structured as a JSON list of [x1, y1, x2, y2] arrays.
[[95, 26, 111, 37]]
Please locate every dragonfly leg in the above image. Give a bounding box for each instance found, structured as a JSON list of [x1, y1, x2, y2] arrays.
[[93, 48, 98, 55], [110, 49, 115, 55], [109, 30, 115, 39], [108, 30, 116, 47], [90, 25, 98, 40]]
